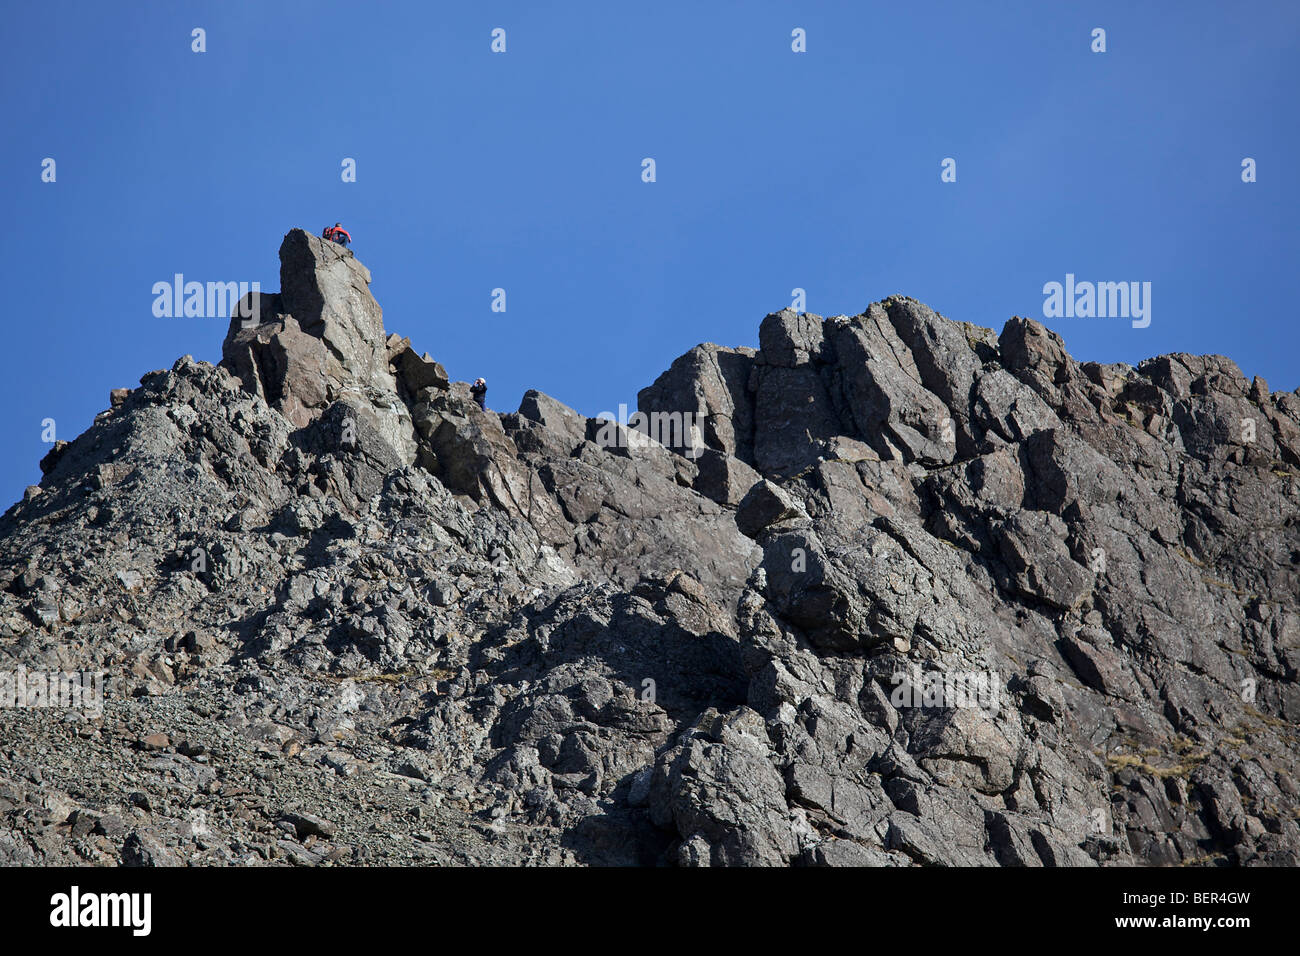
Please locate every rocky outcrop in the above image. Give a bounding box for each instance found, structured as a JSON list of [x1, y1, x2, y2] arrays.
[[1, 239, 1297, 869], [222, 229, 418, 465]]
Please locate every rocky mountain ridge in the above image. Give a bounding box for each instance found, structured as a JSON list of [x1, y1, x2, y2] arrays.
[[1, 228, 1297, 866]]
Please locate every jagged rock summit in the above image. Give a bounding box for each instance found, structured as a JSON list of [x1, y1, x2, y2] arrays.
[[221, 229, 420, 464], [0, 231, 1297, 867]]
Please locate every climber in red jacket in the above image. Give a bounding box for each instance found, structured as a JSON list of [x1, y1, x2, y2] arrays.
[[322, 223, 351, 248]]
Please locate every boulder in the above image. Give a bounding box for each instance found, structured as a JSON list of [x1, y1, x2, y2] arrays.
[[735, 479, 806, 539]]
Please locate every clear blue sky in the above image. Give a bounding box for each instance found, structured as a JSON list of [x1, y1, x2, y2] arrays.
[[3, 1, 1297, 507]]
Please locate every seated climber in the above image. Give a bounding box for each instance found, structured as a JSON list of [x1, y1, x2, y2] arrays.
[[471, 378, 487, 410], [322, 223, 351, 248]]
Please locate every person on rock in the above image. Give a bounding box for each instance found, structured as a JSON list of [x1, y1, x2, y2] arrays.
[[471, 378, 487, 410], [322, 223, 351, 248]]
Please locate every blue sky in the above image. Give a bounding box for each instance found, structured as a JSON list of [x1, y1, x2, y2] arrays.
[[3, 1, 1297, 507]]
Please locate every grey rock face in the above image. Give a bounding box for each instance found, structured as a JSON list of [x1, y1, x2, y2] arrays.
[[638, 342, 756, 461], [223, 229, 417, 465], [735, 479, 807, 540], [278, 230, 392, 393], [2, 235, 1298, 868]]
